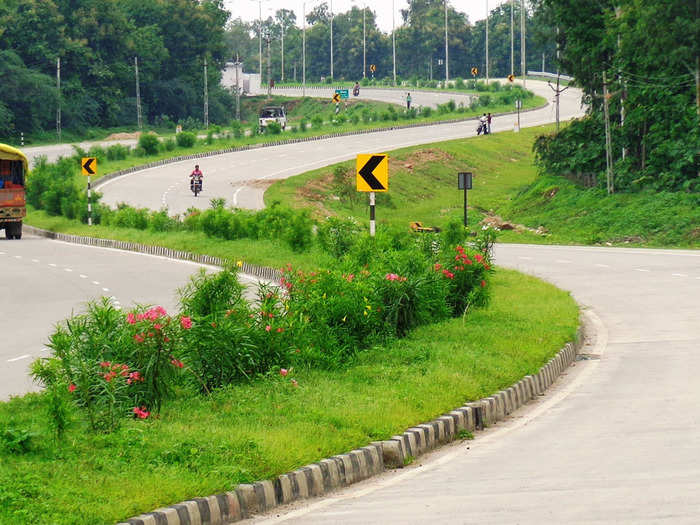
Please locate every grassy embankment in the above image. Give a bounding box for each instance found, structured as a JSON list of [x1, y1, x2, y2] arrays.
[[0, 268, 578, 524], [267, 125, 699, 248]]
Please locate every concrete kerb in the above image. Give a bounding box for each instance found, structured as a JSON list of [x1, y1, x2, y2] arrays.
[[32, 223, 584, 525]]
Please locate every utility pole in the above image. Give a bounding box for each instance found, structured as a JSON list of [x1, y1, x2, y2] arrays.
[[281, 24, 285, 82], [392, 0, 397, 86], [510, 0, 514, 76], [302, 2, 306, 96], [266, 33, 272, 98], [330, 0, 334, 80], [520, 0, 526, 87], [602, 71, 614, 194], [235, 54, 241, 121], [258, 1, 263, 77], [444, 0, 449, 83], [363, 6, 366, 79], [485, 0, 489, 84], [204, 57, 209, 128], [548, 27, 568, 132], [56, 57, 61, 142], [135, 57, 142, 130]]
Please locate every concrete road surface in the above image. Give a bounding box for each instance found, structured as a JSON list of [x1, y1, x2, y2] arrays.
[[249, 244, 700, 524], [99, 80, 582, 214]]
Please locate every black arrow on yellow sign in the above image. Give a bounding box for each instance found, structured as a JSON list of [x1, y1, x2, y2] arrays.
[[359, 155, 387, 190], [82, 157, 96, 175]]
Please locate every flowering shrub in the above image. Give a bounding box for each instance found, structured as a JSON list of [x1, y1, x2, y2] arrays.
[[437, 245, 493, 315]]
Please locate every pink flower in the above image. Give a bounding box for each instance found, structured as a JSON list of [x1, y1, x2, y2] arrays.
[[170, 359, 184, 368], [434, 263, 442, 271], [280, 368, 288, 377], [153, 323, 163, 331], [133, 406, 150, 419], [265, 325, 271, 332], [180, 316, 192, 330], [290, 379, 299, 387], [133, 334, 144, 343], [126, 313, 136, 325], [442, 269, 455, 279], [385, 273, 399, 281], [68, 383, 76, 393], [103, 371, 117, 382], [475, 254, 483, 263], [276, 327, 284, 333], [481, 280, 486, 288], [100, 361, 111, 368]]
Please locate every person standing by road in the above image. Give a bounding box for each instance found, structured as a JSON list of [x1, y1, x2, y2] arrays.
[[406, 93, 412, 110], [487, 112, 492, 133]]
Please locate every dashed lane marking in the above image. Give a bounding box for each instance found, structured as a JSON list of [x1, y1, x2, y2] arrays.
[[102, 288, 110, 292], [92, 281, 100, 285], [672, 273, 688, 277], [80, 274, 87, 279], [556, 259, 572, 264], [635, 269, 650, 272], [65, 268, 73, 272], [595, 263, 611, 268], [49, 263, 57, 267], [7, 354, 31, 363], [518, 256, 533, 260]]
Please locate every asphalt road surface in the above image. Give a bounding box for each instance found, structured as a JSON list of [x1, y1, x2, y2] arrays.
[[99, 80, 582, 214], [250, 244, 700, 524]]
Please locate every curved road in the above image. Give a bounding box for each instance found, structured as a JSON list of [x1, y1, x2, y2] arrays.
[[99, 80, 580, 214], [252, 244, 700, 524]]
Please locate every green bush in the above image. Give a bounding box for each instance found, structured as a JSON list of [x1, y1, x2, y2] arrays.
[[311, 115, 323, 129], [176, 131, 196, 148], [138, 133, 160, 155], [106, 144, 130, 160], [265, 121, 282, 135]]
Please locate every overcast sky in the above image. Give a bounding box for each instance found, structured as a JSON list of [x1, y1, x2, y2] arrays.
[[224, 1, 512, 32]]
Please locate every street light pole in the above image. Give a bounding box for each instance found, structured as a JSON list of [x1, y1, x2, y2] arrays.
[[444, 0, 449, 83], [258, 0, 263, 77], [330, 0, 334, 80], [485, 0, 489, 84], [363, 7, 366, 79], [302, 2, 306, 96], [281, 24, 285, 82], [392, 0, 396, 86], [510, 0, 514, 76], [521, 0, 526, 87]]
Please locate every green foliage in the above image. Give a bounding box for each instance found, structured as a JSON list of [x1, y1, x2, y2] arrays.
[[175, 132, 196, 148], [264, 121, 282, 135], [178, 267, 246, 318], [138, 134, 160, 156]]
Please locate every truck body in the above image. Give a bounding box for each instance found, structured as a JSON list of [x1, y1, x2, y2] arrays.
[[0, 144, 28, 239], [258, 106, 287, 132]]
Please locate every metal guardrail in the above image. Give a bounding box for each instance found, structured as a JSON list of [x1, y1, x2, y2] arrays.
[[527, 71, 574, 82]]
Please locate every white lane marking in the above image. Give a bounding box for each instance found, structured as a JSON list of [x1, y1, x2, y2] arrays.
[[92, 281, 100, 285], [14, 255, 22, 259], [80, 274, 88, 279], [32, 259, 39, 263], [556, 259, 572, 264], [7, 354, 32, 363], [595, 263, 610, 268], [49, 263, 57, 267], [65, 268, 73, 272], [672, 273, 687, 277], [41, 347, 49, 352], [518, 256, 533, 260], [634, 268, 650, 272], [0, 251, 4, 255], [102, 287, 110, 292], [233, 185, 246, 206]]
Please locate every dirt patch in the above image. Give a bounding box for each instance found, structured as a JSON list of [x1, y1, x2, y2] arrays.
[[398, 149, 455, 172], [242, 179, 283, 189], [105, 132, 142, 141], [687, 228, 700, 241], [481, 212, 549, 236], [294, 173, 336, 217]]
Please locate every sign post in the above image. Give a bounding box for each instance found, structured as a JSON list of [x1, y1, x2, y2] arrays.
[[515, 99, 522, 132], [356, 154, 389, 237], [81, 157, 97, 226], [458, 172, 473, 227]]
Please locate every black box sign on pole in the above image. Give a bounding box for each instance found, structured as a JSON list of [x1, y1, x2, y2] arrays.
[[458, 172, 473, 190]]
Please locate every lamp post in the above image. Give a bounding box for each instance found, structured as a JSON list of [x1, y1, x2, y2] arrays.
[[444, 0, 449, 83], [392, 0, 396, 86], [302, 1, 306, 96], [485, 0, 489, 84], [330, 0, 334, 80]]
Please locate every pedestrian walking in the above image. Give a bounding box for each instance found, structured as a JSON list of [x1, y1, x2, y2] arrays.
[[487, 112, 492, 134], [406, 93, 412, 110]]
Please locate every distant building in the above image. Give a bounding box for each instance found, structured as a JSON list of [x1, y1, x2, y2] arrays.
[[221, 62, 261, 95]]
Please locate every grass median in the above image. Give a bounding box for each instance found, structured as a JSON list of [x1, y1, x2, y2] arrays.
[[0, 268, 578, 524]]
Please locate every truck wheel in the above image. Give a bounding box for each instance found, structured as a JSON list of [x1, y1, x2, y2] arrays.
[[6, 222, 21, 240]]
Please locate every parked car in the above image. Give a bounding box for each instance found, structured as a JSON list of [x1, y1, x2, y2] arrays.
[[259, 106, 287, 132]]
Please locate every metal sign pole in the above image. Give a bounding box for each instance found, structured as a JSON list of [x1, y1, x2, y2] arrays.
[[87, 175, 92, 226], [369, 191, 376, 237], [464, 184, 468, 227]]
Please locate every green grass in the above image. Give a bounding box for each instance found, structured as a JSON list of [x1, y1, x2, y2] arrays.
[[266, 125, 700, 248], [0, 268, 578, 524]]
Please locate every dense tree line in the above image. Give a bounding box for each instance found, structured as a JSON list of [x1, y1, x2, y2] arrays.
[[227, 1, 554, 83], [532, 0, 699, 192], [0, 0, 233, 138]]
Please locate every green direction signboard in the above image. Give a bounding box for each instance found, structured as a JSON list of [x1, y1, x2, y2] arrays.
[[335, 89, 349, 100]]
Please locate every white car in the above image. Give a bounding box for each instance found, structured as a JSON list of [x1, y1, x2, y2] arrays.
[[259, 106, 287, 132]]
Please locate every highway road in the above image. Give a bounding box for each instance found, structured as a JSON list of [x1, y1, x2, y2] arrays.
[[251, 244, 700, 524], [99, 80, 580, 214]]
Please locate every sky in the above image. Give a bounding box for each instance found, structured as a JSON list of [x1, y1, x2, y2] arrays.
[[224, 1, 512, 32]]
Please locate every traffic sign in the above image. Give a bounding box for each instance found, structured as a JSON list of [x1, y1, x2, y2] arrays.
[[356, 154, 388, 192], [81, 157, 97, 176], [335, 89, 349, 100], [507, 74, 515, 82], [471, 67, 478, 76], [332, 92, 341, 103], [370, 64, 376, 73]]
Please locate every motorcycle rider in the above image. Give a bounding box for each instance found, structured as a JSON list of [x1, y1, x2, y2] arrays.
[[190, 164, 203, 194], [353, 82, 360, 96]]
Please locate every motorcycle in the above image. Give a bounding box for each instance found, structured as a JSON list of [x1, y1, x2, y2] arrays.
[[190, 176, 203, 196], [353, 86, 360, 96], [477, 121, 488, 135]]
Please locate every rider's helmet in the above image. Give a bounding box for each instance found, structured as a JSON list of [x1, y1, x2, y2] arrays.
[[195, 165, 199, 170]]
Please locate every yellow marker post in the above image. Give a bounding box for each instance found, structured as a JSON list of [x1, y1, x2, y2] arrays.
[[356, 154, 389, 237], [81, 158, 97, 226]]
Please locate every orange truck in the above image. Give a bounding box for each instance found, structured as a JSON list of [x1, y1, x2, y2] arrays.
[[0, 143, 28, 239]]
